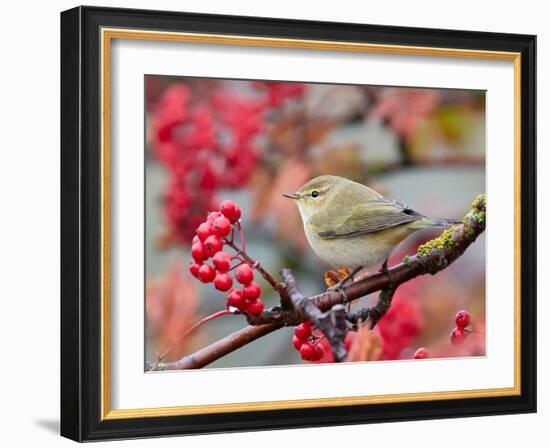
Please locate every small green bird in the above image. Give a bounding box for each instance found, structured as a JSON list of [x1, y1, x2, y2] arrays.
[[283, 175, 459, 288]]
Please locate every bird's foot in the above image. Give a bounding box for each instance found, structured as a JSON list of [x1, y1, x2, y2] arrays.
[[324, 267, 349, 289], [327, 279, 346, 292], [327, 266, 363, 294]]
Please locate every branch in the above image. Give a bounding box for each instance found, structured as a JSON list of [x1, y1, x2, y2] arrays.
[[153, 194, 486, 370], [150, 323, 282, 370]]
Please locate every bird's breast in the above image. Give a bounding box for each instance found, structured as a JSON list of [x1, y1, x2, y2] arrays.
[[305, 223, 415, 269]]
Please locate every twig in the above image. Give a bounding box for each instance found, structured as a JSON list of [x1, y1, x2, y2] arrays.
[[151, 194, 486, 370], [281, 269, 348, 362], [224, 239, 285, 293], [236, 221, 246, 252], [346, 285, 396, 330], [151, 309, 231, 370]]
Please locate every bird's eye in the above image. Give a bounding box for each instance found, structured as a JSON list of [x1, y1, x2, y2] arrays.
[[311, 190, 320, 198]]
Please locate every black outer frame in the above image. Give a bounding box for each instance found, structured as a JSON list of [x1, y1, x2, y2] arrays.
[[60, 5, 537, 442]]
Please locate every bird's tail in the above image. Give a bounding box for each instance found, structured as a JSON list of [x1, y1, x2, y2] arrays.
[[411, 217, 462, 229]]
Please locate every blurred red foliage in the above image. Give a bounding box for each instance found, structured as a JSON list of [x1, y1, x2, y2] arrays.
[[253, 81, 306, 108], [149, 81, 306, 245], [369, 88, 440, 142], [377, 294, 423, 360], [146, 262, 199, 360], [152, 85, 261, 242]]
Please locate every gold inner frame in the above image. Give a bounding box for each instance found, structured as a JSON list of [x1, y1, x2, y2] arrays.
[[100, 28, 522, 420]]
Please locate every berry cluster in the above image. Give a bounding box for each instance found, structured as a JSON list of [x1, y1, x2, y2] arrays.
[[188, 200, 265, 316], [450, 309, 471, 346], [291, 321, 325, 362]]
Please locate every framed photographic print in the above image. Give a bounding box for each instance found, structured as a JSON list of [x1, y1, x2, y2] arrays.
[[60, 6, 536, 441]]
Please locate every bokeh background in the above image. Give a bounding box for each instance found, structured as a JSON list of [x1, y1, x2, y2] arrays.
[[145, 76, 486, 369]]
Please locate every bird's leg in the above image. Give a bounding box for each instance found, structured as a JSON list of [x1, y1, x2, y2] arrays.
[[327, 265, 363, 296], [379, 258, 394, 289]]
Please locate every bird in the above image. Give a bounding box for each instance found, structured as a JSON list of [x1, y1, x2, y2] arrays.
[[283, 175, 460, 290]]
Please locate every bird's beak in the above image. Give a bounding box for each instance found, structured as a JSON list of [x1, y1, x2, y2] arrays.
[[282, 192, 300, 199]]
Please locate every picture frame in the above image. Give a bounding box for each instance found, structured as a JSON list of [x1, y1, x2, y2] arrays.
[[60, 5, 536, 441]]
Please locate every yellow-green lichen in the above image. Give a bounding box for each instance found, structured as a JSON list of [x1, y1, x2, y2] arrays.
[[466, 210, 486, 226], [417, 227, 457, 257], [417, 193, 485, 259], [472, 193, 486, 212], [463, 225, 476, 238], [466, 194, 486, 227]]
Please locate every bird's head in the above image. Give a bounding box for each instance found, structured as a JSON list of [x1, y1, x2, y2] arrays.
[[283, 175, 349, 221]]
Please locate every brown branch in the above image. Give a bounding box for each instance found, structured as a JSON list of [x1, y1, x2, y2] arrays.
[[150, 323, 282, 370], [151, 194, 486, 370]]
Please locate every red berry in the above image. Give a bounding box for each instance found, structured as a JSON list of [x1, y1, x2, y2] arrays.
[[197, 264, 216, 283], [299, 342, 315, 361], [243, 282, 261, 300], [212, 216, 231, 237], [227, 289, 244, 309], [450, 327, 467, 346], [414, 347, 429, 359], [204, 235, 223, 256], [192, 235, 200, 245], [455, 310, 471, 328], [212, 251, 231, 272], [312, 343, 324, 361], [207, 211, 222, 223], [292, 335, 304, 350], [220, 200, 240, 223], [233, 205, 242, 222], [214, 273, 233, 291], [235, 263, 254, 284], [245, 299, 264, 316], [196, 222, 213, 242], [191, 242, 207, 262], [188, 262, 201, 278], [294, 321, 312, 341]]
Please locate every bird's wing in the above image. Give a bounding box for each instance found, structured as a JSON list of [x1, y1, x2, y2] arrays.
[[310, 199, 424, 239]]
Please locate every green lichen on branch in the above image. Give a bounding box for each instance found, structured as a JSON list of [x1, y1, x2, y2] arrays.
[[471, 193, 486, 212], [415, 193, 486, 274], [465, 193, 486, 226], [417, 226, 457, 257]]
